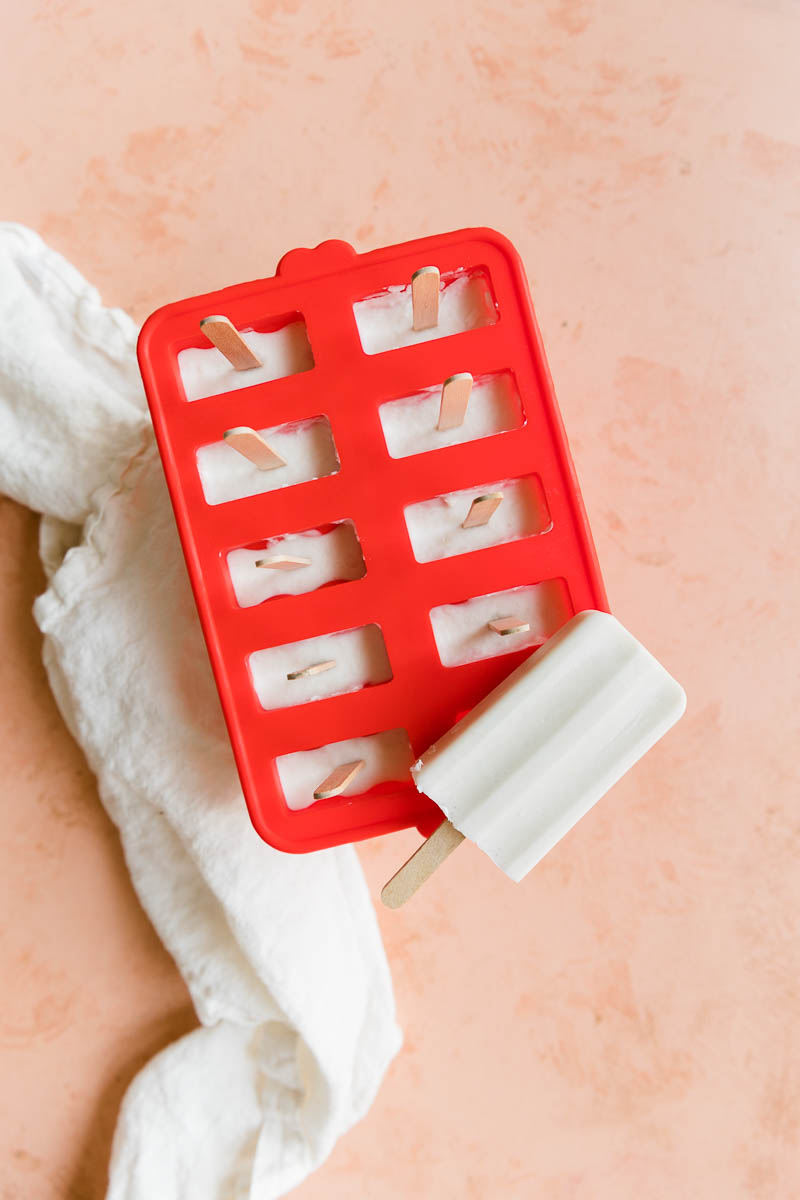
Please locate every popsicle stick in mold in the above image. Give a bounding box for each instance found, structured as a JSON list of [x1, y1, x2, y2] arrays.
[[256, 554, 312, 571], [276, 728, 413, 811], [314, 760, 365, 801], [411, 266, 440, 330], [488, 617, 531, 637], [200, 417, 339, 507], [437, 372, 473, 431], [431, 582, 569, 667], [287, 660, 336, 681], [381, 612, 687, 908], [230, 523, 364, 607], [462, 492, 503, 529], [223, 427, 287, 471], [380, 372, 522, 460], [250, 624, 391, 711], [200, 315, 262, 370]]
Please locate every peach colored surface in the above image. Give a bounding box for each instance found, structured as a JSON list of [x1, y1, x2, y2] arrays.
[[2, 1, 798, 1196]]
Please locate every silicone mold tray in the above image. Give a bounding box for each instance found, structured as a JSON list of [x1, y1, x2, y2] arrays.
[[137, 228, 608, 853]]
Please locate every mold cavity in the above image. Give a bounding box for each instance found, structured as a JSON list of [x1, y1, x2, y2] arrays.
[[404, 475, 551, 563], [196, 415, 339, 506], [227, 521, 365, 608], [178, 317, 313, 402], [276, 728, 414, 811], [248, 624, 391, 711], [378, 371, 522, 460], [353, 270, 497, 355], [429, 581, 573, 667]]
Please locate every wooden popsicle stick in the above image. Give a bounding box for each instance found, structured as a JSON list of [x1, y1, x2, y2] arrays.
[[223, 427, 286, 471], [313, 759, 365, 800], [411, 266, 440, 330], [286, 659, 336, 681], [200, 315, 262, 370], [381, 819, 465, 909], [462, 491, 503, 529], [255, 555, 312, 570], [488, 617, 531, 636], [437, 372, 473, 431]]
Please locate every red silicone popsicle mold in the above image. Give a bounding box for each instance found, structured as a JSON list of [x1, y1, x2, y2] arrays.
[[138, 228, 608, 853]]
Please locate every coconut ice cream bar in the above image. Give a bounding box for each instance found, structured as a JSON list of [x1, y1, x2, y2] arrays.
[[381, 611, 685, 905]]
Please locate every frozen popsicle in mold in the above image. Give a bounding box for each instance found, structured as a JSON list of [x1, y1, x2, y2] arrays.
[[354, 271, 497, 356], [249, 624, 391, 711], [199, 317, 262, 371], [379, 372, 523, 459], [179, 318, 313, 402], [276, 728, 414, 811], [382, 612, 685, 906], [196, 416, 339, 506], [404, 475, 550, 563], [430, 581, 572, 667], [223, 427, 286, 470], [227, 522, 366, 608]]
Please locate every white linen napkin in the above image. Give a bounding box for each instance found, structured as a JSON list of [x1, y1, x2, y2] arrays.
[[0, 223, 401, 1199]]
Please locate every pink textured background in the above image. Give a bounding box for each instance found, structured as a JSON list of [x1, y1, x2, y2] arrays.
[[2, 1, 798, 1196]]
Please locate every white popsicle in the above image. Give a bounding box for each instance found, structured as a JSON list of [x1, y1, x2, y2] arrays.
[[353, 273, 497, 356], [276, 728, 414, 811], [379, 372, 522, 460], [196, 416, 339, 506], [382, 611, 685, 905], [429, 580, 571, 667], [249, 624, 391, 711], [404, 475, 550, 563], [179, 320, 313, 402], [227, 523, 365, 608]]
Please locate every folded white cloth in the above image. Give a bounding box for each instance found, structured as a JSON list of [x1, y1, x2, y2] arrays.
[[0, 223, 401, 1199]]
